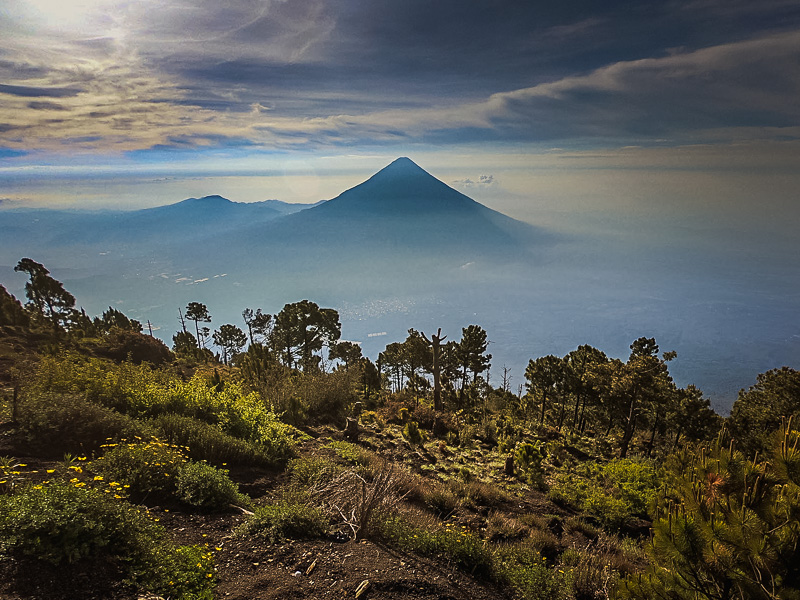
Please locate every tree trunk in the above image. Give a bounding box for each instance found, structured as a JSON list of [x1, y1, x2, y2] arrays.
[[344, 417, 359, 442], [422, 329, 446, 412], [646, 414, 660, 457], [619, 400, 638, 458], [540, 392, 548, 426]]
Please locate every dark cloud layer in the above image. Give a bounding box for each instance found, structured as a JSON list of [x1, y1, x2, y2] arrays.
[[0, 84, 82, 98]]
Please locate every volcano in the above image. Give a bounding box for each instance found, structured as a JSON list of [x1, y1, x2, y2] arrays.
[[232, 157, 543, 260]]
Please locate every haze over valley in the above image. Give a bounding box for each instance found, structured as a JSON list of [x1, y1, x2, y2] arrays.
[[3, 157, 798, 411]]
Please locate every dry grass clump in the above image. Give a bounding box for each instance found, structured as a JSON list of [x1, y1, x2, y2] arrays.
[[485, 510, 530, 542], [446, 478, 510, 508], [321, 463, 407, 540]]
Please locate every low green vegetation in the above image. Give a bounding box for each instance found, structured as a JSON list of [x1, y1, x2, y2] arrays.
[[236, 491, 329, 543], [550, 458, 660, 529], [374, 515, 573, 600], [0, 480, 215, 599]]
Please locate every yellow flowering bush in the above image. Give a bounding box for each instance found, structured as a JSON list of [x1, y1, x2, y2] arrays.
[[92, 438, 249, 510], [0, 480, 214, 599], [91, 438, 187, 501]]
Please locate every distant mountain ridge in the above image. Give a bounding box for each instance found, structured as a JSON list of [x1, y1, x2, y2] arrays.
[[146, 157, 551, 297], [0, 195, 319, 261]]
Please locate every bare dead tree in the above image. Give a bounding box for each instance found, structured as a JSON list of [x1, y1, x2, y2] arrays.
[[421, 328, 447, 412]]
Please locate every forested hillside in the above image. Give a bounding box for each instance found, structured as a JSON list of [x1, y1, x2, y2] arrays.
[[1, 259, 799, 600]]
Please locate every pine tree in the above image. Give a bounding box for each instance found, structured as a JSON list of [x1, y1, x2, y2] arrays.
[[618, 421, 800, 599]]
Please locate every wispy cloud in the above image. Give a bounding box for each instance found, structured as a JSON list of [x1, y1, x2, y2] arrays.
[[0, 1, 798, 157]]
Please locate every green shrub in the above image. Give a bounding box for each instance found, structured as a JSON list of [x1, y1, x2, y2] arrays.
[[549, 458, 660, 529], [144, 543, 215, 600], [26, 354, 295, 464], [0, 480, 162, 564], [412, 404, 436, 429], [237, 492, 328, 543], [374, 514, 493, 578], [175, 461, 249, 510], [402, 420, 425, 446], [25, 353, 172, 412], [373, 513, 574, 599], [515, 441, 546, 489], [150, 413, 270, 466], [93, 438, 248, 510], [93, 329, 172, 366], [398, 407, 410, 423], [326, 440, 367, 465], [421, 485, 460, 517], [289, 368, 357, 422], [91, 438, 187, 501], [494, 541, 573, 600], [0, 481, 215, 599], [16, 392, 148, 454], [360, 410, 384, 428], [602, 458, 660, 516], [459, 423, 479, 448], [481, 419, 498, 445]]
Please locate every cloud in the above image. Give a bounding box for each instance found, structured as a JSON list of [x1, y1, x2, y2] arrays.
[[292, 28, 800, 147], [27, 101, 68, 110], [0, 84, 82, 98], [453, 174, 496, 188], [0, 0, 798, 156]]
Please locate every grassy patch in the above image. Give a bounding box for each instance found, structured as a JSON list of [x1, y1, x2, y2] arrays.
[[175, 461, 250, 510], [549, 458, 660, 529], [373, 513, 572, 598], [16, 392, 148, 455]]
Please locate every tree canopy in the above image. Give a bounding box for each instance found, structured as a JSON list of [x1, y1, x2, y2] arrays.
[[271, 300, 341, 371], [14, 258, 75, 331]]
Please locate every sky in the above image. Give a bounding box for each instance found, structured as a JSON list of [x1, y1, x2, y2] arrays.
[[0, 0, 799, 240]]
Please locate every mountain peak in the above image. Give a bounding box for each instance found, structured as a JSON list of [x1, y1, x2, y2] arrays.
[[182, 195, 232, 206], [369, 157, 432, 182], [307, 156, 483, 219], [384, 156, 424, 170]]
